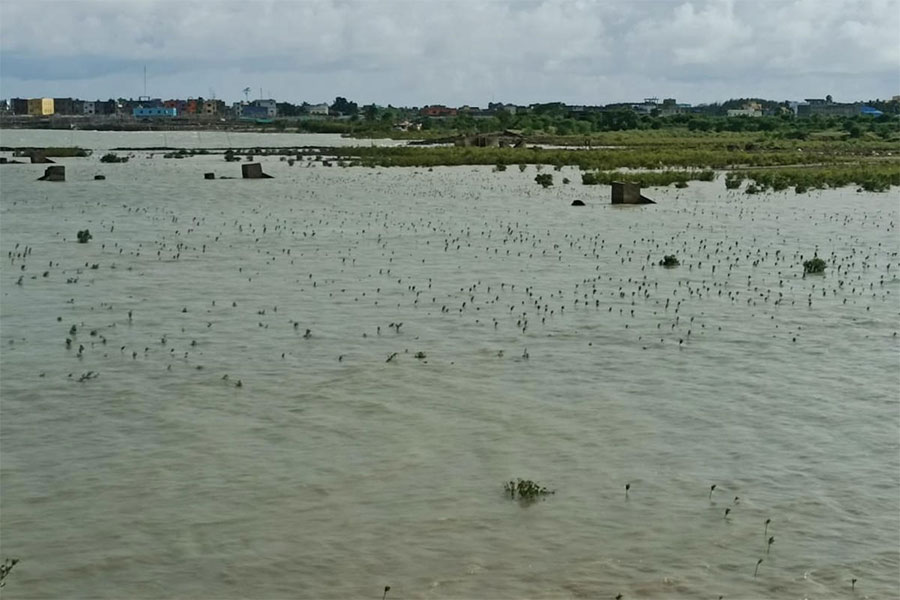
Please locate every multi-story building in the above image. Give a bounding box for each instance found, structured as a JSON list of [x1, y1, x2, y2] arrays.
[[11, 98, 29, 115], [83, 101, 96, 115], [797, 98, 860, 118], [27, 98, 54, 116], [202, 99, 225, 116], [133, 106, 177, 118], [307, 103, 330, 116], [53, 97, 76, 115]]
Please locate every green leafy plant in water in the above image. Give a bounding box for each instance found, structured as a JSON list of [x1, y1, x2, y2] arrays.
[[535, 173, 553, 188], [76, 229, 92, 244], [504, 478, 555, 502], [99, 153, 128, 163], [659, 255, 680, 267], [803, 257, 826, 274]]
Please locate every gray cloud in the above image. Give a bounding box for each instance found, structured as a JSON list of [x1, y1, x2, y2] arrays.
[[1, 0, 898, 105]]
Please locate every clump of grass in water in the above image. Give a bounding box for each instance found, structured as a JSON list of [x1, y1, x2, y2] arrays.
[[659, 255, 680, 268], [77, 229, 92, 243], [535, 173, 553, 188], [803, 257, 826, 274], [504, 478, 555, 502]]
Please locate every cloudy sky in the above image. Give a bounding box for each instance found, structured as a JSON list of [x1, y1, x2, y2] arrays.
[[1, 0, 898, 106]]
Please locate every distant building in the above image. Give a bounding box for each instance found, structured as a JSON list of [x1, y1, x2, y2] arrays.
[[133, 106, 177, 118], [859, 106, 884, 117], [420, 105, 457, 117], [240, 104, 270, 119], [251, 99, 277, 118], [797, 98, 860, 118], [27, 98, 54, 116], [724, 101, 763, 117], [202, 99, 225, 116], [53, 97, 77, 115], [11, 98, 29, 115], [307, 103, 330, 116], [83, 101, 96, 115]]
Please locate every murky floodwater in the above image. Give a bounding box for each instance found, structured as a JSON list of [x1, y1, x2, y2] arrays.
[[1, 131, 898, 599]]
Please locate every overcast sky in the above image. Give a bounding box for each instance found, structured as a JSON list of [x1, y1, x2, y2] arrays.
[[1, 0, 898, 106]]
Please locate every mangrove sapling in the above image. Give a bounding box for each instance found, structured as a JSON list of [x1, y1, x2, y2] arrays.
[[803, 257, 826, 274], [625, 483, 630, 499], [77, 229, 92, 243], [504, 479, 554, 502], [754, 558, 763, 578], [709, 484, 717, 500], [382, 585, 391, 600], [851, 578, 857, 591], [764, 518, 771, 539], [659, 255, 680, 268], [535, 173, 553, 188], [766, 536, 775, 554]]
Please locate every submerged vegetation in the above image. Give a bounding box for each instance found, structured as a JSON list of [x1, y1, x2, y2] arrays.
[[582, 169, 715, 187], [504, 479, 555, 502], [99, 152, 128, 163], [727, 164, 900, 194]]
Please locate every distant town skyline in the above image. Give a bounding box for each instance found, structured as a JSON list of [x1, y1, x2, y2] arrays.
[[2, 0, 898, 106]]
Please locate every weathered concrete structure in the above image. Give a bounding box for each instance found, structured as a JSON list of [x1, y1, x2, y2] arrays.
[[611, 182, 654, 205], [29, 152, 54, 164], [241, 163, 272, 179], [38, 166, 65, 181]]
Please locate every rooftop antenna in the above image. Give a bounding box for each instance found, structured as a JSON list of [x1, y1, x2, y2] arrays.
[[243, 87, 251, 103], [144, 65, 147, 97]]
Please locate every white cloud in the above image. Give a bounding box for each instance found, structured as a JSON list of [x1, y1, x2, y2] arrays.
[[1, 0, 897, 104]]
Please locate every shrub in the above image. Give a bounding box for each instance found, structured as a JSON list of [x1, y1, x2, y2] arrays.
[[100, 153, 128, 163], [803, 257, 826, 274], [535, 173, 553, 188], [659, 255, 680, 267], [504, 479, 555, 502], [76, 229, 92, 243]]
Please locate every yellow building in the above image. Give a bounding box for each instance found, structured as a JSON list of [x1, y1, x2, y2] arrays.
[[27, 98, 54, 116]]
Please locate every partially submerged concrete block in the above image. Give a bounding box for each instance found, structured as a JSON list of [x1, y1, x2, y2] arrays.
[[30, 152, 54, 164], [242, 163, 273, 179], [611, 181, 654, 205], [38, 166, 65, 181]]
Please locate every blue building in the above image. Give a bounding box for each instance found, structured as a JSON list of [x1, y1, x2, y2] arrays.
[[859, 106, 884, 117], [133, 107, 177, 118]]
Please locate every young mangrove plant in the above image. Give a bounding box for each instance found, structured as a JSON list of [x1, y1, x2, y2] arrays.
[[504, 478, 555, 502], [803, 257, 826, 274], [659, 255, 680, 268], [535, 173, 554, 188], [99, 152, 128, 163], [76, 229, 92, 243]]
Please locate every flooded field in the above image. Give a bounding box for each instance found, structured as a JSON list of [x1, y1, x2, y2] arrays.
[[1, 132, 898, 599]]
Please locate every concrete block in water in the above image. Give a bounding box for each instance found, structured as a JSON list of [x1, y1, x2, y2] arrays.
[[29, 152, 55, 164], [241, 163, 273, 179], [611, 181, 654, 205], [38, 166, 65, 181]]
